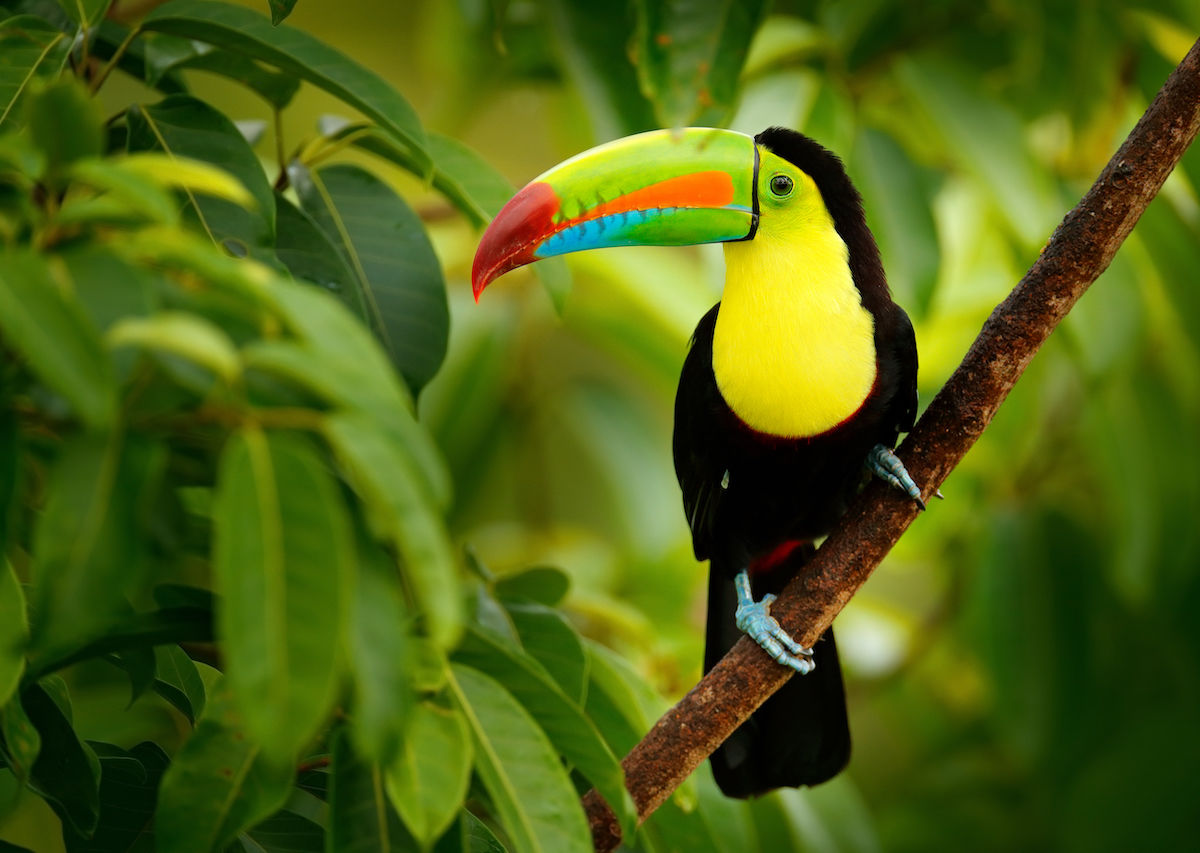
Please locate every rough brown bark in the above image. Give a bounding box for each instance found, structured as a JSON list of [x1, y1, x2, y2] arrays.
[[585, 38, 1200, 852]]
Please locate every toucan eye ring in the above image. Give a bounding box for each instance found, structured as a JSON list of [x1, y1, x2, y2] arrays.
[[769, 173, 794, 198]]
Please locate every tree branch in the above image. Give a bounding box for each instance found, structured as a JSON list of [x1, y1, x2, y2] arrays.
[[585, 38, 1200, 852]]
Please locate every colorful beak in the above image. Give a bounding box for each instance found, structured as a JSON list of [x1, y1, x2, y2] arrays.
[[472, 128, 759, 298]]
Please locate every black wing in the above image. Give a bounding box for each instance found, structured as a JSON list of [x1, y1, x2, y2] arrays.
[[885, 302, 919, 435], [672, 305, 724, 561]]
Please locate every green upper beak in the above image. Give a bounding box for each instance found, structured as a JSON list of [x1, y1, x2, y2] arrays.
[[472, 128, 759, 298]]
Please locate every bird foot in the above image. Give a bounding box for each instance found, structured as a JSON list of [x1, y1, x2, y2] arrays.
[[866, 444, 926, 509], [733, 571, 814, 674]]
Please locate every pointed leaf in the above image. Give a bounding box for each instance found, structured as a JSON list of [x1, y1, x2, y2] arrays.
[[156, 685, 293, 853], [237, 809, 325, 851], [292, 162, 447, 394], [328, 728, 410, 853], [0, 561, 27, 708], [67, 157, 180, 225], [146, 38, 300, 108], [127, 96, 275, 263], [0, 15, 70, 131], [64, 741, 168, 853], [452, 627, 633, 836], [385, 700, 472, 848], [503, 601, 587, 704], [319, 121, 512, 227], [344, 535, 415, 764], [323, 412, 461, 650], [257, 279, 413, 420], [448, 665, 591, 853], [213, 428, 349, 764], [266, 0, 297, 26], [141, 0, 428, 172], [0, 249, 116, 429], [107, 646, 157, 706], [107, 312, 242, 384], [153, 644, 207, 723], [493, 567, 570, 608], [25, 605, 213, 684], [635, 0, 769, 127], [274, 194, 364, 318], [22, 683, 101, 837]]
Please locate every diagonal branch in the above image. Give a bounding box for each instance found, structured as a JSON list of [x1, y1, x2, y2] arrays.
[[585, 37, 1200, 851]]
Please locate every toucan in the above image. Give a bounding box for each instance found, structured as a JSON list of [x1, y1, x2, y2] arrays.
[[472, 126, 924, 797]]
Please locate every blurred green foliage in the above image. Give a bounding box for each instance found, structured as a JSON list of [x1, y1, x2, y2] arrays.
[[0, 1, 1198, 852]]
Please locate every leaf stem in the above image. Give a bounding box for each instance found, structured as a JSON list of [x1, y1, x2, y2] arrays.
[[88, 24, 140, 96]]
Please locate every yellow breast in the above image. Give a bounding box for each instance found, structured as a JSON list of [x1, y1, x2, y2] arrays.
[[711, 206, 877, 439]]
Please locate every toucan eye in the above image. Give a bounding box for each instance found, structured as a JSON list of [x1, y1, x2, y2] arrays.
[[769, 174, 794, 198]]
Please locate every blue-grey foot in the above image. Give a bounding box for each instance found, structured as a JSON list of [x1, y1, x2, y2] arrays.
[[866, 444, 925, 509], [733, 570, 814, 674]]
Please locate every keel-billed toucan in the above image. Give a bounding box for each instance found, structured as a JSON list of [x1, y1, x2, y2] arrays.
[[472, 127, 924, 797]]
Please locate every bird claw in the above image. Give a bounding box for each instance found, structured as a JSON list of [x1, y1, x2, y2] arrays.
[[866, 444, 926, 509], [734, 578, 814, 674]]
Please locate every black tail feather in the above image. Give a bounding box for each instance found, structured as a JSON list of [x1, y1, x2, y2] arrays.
[[704, 551, 851, 798]]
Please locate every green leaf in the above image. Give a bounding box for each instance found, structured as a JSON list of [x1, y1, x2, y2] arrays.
[[316, 120, 513, 228], [309, 124, 570, 309], [323, 412, 461, 649], [156, 685, 293, 853], [144, 37, 300, 108], [107, 312, 242, 384], [344, 534, 415, 765], [634, 0, 769, 127], [452, 629, 635, 839], [213, 428, 349, 764], [107, 645, 157, 706], [141, 0, 429, 172], [252, 277, 415, 423], [26, 78, 104, 178], [64, 741, 168, 853], [292, 163, 448, 394], [0, 561, 27, 708], [0, 249, 116, 429], [328, 727, 410, 853], [494, 567, 571, 608], [448, 664, 591, 853], [153, 644, 207, 723], [274, 194, 363, 318], [0, 690, 40, 783], [896, 56, 1061, 246], [266, 0, 297, 26], [66, 157, 180, 225], [432, 811, 509, 853], [93, 22, 189, 97], [582, 640, 662, 757], [237, 808, 325, 851], [543, 0, 657, 140], [853, 128, 940, 317], [30, 432, 165, 657], [54, 0, 111, 28], [25, 605, 213, 684], [127, 96, 276, 262], [0, 15, 70, 131], [57, 244, 160, 333], [22, 683, 102, 837], [502, 602, 588, 704], [385, 700, 473, 849]]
